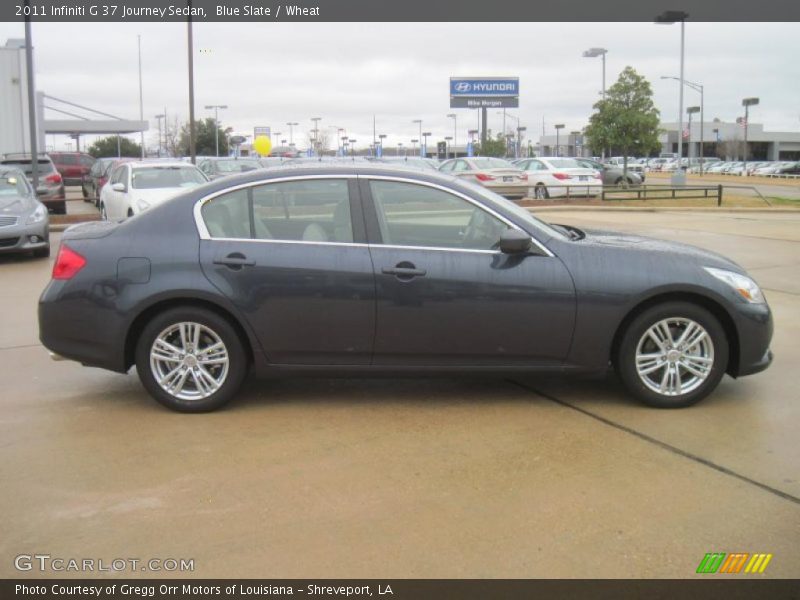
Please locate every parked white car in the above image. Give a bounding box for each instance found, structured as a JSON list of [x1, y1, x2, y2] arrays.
[[100, 161, 208, 220], [515, 157, 602, 199]]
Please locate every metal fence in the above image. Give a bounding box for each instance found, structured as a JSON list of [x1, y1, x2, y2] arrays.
[[600, 184, 724, 206]]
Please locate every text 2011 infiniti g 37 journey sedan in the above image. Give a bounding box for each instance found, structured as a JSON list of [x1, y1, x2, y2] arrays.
[[39, 165, 773, 412]]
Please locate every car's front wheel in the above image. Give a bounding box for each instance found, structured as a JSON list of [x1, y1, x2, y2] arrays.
[[616, 301, 728, 408], [135, 307, 248, 412]]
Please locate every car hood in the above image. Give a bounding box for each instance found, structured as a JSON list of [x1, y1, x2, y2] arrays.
[[0, 195, 33, 214], [577, 228, 743, 272]]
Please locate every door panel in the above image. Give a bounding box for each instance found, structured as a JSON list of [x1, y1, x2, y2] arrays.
[[198, 177, 376, 365], [362, 178, 576, 366]]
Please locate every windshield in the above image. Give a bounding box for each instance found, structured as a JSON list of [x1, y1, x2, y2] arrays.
[[472, 158, 515, 170], [0, 172, 30, 196], [215, 159, 262, 173], [131, 166, 207, 189]]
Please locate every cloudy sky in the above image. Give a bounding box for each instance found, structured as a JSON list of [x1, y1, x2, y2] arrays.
[[1, 21, 798, 151]]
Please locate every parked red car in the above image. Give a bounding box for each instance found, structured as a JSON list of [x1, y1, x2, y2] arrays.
[[49, 152, 95, 185]]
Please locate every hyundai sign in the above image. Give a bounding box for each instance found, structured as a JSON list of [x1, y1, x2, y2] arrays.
[[450, 77, 519, 108], [450, 78, 519, 97]]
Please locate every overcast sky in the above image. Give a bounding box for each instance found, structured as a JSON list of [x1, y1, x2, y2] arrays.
[[1, 21, 798, 151]]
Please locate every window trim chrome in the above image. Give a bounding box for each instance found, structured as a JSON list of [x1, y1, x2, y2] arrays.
[[192, 172, 554, 257]]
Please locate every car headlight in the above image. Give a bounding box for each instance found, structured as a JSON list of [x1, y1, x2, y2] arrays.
[[26, 203, 47, 225], [704, 267, 765, 303], [136, 198, 151, 212]]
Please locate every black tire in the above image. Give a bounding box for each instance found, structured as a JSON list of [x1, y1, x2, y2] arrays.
[[534, 183, 549, 199], [135, 307, 248, 412], [99, 203, 107, 220], [616, 301, 729, 408], [33, 246, 50, 259]]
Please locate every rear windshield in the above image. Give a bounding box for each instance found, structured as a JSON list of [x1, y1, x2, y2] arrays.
[[471, 158, 515, 169], [1, 159, 54, 175], [214, 159, 262, 173], [131, 166, 207, 189], [548, 159, 582, 168]]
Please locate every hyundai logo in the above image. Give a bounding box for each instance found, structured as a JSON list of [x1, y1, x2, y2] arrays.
[[454, 82, 472, 93]]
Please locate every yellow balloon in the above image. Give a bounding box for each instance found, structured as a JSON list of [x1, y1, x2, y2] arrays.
[[253, 135, 272, 156]]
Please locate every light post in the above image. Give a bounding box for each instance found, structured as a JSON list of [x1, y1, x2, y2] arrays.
[[582, 47, 608, 100], [662, 76, 704, 173], [398, 142, 404, 157], [310, 117, 322, 155], [686, 106, 700, 164], [349, 139, 357, 158], [447, 113, 457, 159], [554, 124, 565, 157], [204, 104, 227, 157], [656, 10, 689, 185], [516, 127, 526, 159], [153, 113, 165, 157], [742, 97, 759, 174], [444, 136, 453, 159], [378, 133, 387, 157], [422, 132, 431, 158], [570, 130, 582, 157], [468, 129, 478, 156], [286, 122, 298, 146], [412, 119, 423, 157], [411, 138, 418, 155]]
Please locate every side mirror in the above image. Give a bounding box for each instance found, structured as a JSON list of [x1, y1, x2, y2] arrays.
[[111, 182, 126, 192], [499, 229, 533, 254]]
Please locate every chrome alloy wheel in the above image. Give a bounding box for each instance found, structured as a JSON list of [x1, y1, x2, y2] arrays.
[[149, 322, 229, 401], [634, 317, 714, 396]]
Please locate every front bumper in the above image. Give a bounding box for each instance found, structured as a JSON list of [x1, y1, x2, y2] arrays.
[[0, 221, 49, 254], [731, 302, 774, 378]]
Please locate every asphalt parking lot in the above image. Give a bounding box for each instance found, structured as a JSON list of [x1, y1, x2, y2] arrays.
[[1, 197, 798, 578]]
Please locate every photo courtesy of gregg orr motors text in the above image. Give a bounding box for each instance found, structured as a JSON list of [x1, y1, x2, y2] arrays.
[[14, 554, 195, 573]]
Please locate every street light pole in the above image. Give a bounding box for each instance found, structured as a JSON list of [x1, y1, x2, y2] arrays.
[[422, 132, 431, 157], [554, 124, 565, 157], [204, 105, 227, 157], [447, 113, 457, 158], [742, 97, 760, 174], [154, 113, 165, 157], [137, 34, 145, 159], [286, 122, 298, 147], [661, 76, 704, 173], [583, 47, 608, 160], [656, 11, 689, 184], [412, 119, 423, 157], [686, 106, 699, 164], [311, 117, 321, 155]]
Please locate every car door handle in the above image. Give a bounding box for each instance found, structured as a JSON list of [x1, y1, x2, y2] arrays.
[[382, 266, 427, 278], [214, 254, 255, 268]]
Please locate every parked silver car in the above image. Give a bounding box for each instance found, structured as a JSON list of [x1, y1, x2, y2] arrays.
[[575, 158, 643, 185], [0, 166, 50, 258]]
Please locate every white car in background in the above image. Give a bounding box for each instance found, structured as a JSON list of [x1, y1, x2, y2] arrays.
[[515, 157, 602, 199], [100, 161, 208, 220]]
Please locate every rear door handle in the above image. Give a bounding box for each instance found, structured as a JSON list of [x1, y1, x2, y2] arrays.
[[214, 253, 255, 268], [382, 265, 427, 278]]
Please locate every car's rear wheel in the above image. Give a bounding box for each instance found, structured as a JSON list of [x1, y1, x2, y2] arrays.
[[534, 183, 549, 199], [616, 301, 728, 408], [135, 307, 247, 412], [99, 202, 107, 220]]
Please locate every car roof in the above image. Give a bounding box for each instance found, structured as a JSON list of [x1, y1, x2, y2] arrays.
[[127, 161, 199, 169]]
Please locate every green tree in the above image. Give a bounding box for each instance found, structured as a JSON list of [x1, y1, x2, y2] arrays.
[[87, 136, 141, 158], [583, 66, 662, 180], [474, 133, 508, 158], [177, 117, 230, 156]]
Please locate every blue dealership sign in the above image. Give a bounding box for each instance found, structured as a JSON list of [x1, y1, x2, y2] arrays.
[[450, 77, 519, 97]]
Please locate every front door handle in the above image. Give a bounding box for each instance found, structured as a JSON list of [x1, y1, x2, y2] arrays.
[[214, 253, 255, 269], [382, 262, 427, 280]]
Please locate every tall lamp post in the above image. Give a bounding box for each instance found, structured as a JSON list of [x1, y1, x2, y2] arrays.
[[583, 47, 608, 160], [444, 136, 453, 159], [662, 76, 704, 173], [286, 122, 298, 147], [554, 124, 565, 157], [742, 97, 759, 174], [686, 106, 700, 164], [421, 132, 431, 158], [570, 130, 582, 157], [204, 104, 227, 157], [516, 127, 527, 159], [412, 119, 423, 156], [447, 113, 457, 158], [154, 113, 165, 157], [411, 138, 418, 155], [656, 10, 689, 185], [310, 117, 322, 155], [378, 133, 387, 157]]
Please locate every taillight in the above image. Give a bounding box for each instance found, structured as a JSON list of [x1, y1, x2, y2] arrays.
[[52, 245, 86, 280], [552, 173, 570, 180], [45, 172, 62, 184], [475, 173, 495, 181], [520, 173, 528, 181]]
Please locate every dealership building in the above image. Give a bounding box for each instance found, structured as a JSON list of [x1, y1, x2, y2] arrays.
[[537, 121, 800, 160]]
